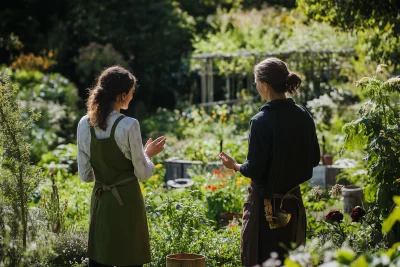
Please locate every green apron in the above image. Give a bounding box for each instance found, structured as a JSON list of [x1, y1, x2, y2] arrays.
[[88, 115, 151, 266]]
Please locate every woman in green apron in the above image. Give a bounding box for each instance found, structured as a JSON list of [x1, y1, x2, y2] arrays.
[[77, 66, 166, 267], [219, 58, 320, 266]]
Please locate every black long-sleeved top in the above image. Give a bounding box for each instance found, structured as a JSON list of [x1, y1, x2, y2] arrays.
[[240, 98, 320, 196]]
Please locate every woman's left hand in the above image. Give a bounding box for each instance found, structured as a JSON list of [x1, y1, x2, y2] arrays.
[[219, 151, 236, 170]]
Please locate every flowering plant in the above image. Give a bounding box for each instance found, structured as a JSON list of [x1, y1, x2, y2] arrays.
[[325, 210, 344, 223], [202, 168, 250, 223], [350, 206, 366, 223], [40, 170, 68, 233]]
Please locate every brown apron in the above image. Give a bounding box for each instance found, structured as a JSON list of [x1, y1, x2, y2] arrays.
[[241, 181, 306, 267]]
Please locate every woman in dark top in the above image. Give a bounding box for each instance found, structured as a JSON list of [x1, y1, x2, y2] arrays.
[[219, 57, 320, 267]]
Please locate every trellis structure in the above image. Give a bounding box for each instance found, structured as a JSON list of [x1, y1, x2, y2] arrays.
[[191, 49, 355, 105]]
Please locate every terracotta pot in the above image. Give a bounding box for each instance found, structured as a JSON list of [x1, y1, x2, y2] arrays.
[[166, 253, 206, 267], [322, 154, 334, 165]]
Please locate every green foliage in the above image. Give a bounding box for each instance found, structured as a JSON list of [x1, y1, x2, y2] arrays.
[[141, 103, 255, 163], [192, 169, 249, 222], [0, 33, 23, 51], [0, 68, 81, 163], [341, 67, 400, 214], [383, 196, 400, 234], [0, 70, 44, 262], [191, 7, 356, 75], [39, 144, 78, 173], [37, 169, 92, 232], [298, 0, 400, 65], [73, 42, 129, 86], [285, 239, 400, 267], [145, 191, 241, 266], [47, 232, 88, 267]]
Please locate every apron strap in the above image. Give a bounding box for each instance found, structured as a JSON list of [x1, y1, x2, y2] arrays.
[[110, 115, 125, 138], [90, 126, 96, 139]]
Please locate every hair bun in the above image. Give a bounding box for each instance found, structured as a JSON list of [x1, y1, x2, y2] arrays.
[[285, 72, 301, 94]]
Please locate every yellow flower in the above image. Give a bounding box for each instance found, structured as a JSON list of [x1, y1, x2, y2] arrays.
[[140, 184, 146, 194], [200, 109, 205, 115], [155, 164, 163, 169]]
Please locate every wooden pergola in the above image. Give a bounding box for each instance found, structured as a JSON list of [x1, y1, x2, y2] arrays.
[[191, 49, 355, 105]]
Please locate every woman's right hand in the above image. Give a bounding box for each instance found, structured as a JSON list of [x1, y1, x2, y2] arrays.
[[144, 136, 166, 159]]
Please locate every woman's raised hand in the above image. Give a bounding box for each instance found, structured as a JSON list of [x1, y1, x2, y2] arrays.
[[219, 151, 236, 170], [144, 136, 166, 159]]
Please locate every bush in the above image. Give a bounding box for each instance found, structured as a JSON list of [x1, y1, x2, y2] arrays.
[[2, 67, 81, 163]]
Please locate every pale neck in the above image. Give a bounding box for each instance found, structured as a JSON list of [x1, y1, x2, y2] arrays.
[[266, 91, 286, 102], [112, 102, 121, 113]]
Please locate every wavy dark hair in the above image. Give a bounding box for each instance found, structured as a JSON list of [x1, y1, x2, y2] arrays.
[[254, 57, 302, 94], [86, 65, 136, 131]]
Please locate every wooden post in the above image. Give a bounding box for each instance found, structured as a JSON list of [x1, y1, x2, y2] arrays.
[[225, 75, 230, 100], [207, 59, 214, 102], [201, 59, 207, 103]]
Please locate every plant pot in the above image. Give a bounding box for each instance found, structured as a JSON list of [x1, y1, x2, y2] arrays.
[[342, 185, 363, 213], [166, 253, 206, 267], [322, 154, 334, 165], [166, 178, 194, 189]]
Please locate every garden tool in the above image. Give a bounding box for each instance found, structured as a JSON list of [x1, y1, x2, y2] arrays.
[[264, 197, 292, 229]]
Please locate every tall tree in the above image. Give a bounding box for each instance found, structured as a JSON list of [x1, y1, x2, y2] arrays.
[[298, 0, 400, 65]]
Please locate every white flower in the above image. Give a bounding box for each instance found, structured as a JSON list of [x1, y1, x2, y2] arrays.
[[376, 64, 388, 74]]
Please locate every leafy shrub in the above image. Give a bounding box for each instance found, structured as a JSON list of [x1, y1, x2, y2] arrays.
[[341, 65, 400, 217], [47, 232, 88, 267], [4, 68, 81, 163], [145, 191, 241, 267], [73, 42, 129, 86]]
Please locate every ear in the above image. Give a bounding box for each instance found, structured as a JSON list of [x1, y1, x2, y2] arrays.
[[262, 82, 269, 92], [121, 93, 127, 101]]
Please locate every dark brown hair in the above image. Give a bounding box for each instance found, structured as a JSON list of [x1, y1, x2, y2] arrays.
[[86, 65, 136, 130], [254, 57, 301, 94]]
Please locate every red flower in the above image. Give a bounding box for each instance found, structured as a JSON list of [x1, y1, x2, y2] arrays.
[[211, 186, 217, 192], [212, 170, 220, 175], [205, 185, 212, 190], [350, 206, 366, 222], [227, 169, 234, 175], [325, 210, 343, 223]]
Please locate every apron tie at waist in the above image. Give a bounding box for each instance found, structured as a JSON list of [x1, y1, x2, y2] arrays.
[[88, 177, 136, 254], [94, 177, 136, 206]]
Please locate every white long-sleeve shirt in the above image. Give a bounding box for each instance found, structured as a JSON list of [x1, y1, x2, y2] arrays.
[[77, 110, 154, 183]]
